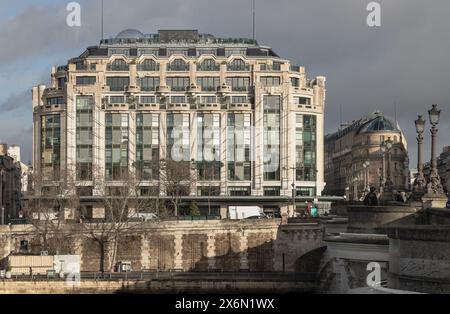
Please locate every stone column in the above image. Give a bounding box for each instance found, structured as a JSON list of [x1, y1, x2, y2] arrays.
[[316, 113, 325, 196], [206, 233, 216, 270], [190, 112, 197, 196], [128, 112, 136, 173], [253, 89, 264, 195], [159, 111, 167, 196], [173, 232, 184, 270], [140, 234, 150, 271], [94, 94, 106, 196], [220, 205, 228, 219], [129, 63, 137, 87], [220, 112, 228, 195]]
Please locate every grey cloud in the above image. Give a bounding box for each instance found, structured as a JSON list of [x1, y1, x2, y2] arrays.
[[1, 0, 450, 166], [0, 90, 30, 112]]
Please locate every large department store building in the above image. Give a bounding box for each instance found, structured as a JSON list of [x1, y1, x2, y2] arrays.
[[32, 29, 327, 218]]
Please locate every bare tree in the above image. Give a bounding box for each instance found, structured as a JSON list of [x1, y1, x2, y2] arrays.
[[26, 168, 80, 255], [80, 167, 158, 273], [158, 159, 197, 217]]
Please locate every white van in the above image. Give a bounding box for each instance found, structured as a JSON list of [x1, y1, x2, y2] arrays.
[[130, 212, 158, 221], [228, 206, 266, 220]]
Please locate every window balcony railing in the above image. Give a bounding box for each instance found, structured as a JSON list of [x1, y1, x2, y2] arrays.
[[166, 64, 189, 71], [197, 64, 220, 71], [231, 86, 249, 92], [200, 86, 217, 92], [107, 64, 130, 71], [137, 64, 160, 71], [169, 86, 188, 92], [227, 64, 251, 72], [140, 86, 158, 92], [107, 86, 128, 92]]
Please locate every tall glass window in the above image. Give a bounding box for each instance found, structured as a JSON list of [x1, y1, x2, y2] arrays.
[[137, 59, 159, 71], [41, 115, 61, 181], [76, 96, 93, 180], [139, 77, 160, 91], [197, 59, 219, 71], [263, 96, 280, 181], [296, 114, 317, 181], [260, 76, 281, 86], [167, 113, 190, 162], [106, 77, 129, 91], [108, 59, 129, 71], [167, 59, 189, 71], [166, 77, 189, 92], [136, 114, 159, 180], [227, 59, 249, 71], [196, 77, 220, 92], [105, 114, 129, 180], [227, 113, 251, 181], [197, 114, 221, 181], [226, 77, 250, 92]]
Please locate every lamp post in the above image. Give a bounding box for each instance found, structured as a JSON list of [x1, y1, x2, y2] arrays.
[[413, 115, 427, 196], [380, 145, 386, 192], [284, 165, 296, 218], [384, 137, 394, 193], [426, 104, 445, 196], [352, 176, 358, 201], [288, 165, 297, 217], [363, 160, 370, 192]]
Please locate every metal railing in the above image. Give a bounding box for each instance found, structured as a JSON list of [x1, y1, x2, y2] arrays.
[[1, 271, 317, 282]]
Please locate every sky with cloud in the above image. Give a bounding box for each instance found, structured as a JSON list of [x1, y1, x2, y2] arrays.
[[0, 0, 449, 168]]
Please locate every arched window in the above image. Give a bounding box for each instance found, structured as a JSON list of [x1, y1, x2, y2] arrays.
[[138, 59, 159, 71], [198, 59, 219, 71], [167, 58, 189, 71], [227, 59, 248, 71], [108, 59, 129, 71]]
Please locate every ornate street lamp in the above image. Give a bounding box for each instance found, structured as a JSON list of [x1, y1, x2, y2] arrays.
[[384, 137, 394, 193], [426, 104, 445, 196], [363, 160, 371, 192], [412, 115, 427, 196], [380, 145, 386, 191]]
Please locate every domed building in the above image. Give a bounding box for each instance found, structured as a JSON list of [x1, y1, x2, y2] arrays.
[[115, 29, 145, 39], [324, 111, 410, 200]]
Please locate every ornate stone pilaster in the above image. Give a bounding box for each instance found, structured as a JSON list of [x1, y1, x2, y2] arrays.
[[206, 233, 216, 270], [239, 230, 249, 270], [140, 234, 150, 270], [173, 232, 184, 270]]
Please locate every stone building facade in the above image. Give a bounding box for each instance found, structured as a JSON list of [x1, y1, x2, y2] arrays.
[[0, 144, 22, 224], [324, 111, 409, 200], [32, 29, 326, 217]]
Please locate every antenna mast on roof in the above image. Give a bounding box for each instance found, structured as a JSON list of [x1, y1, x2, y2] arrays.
[[252, 0, 256, 40], [101, 0, 104, 40]]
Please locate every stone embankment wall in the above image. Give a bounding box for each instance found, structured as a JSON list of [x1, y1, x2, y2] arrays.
[[0, 220, 325, 274]]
